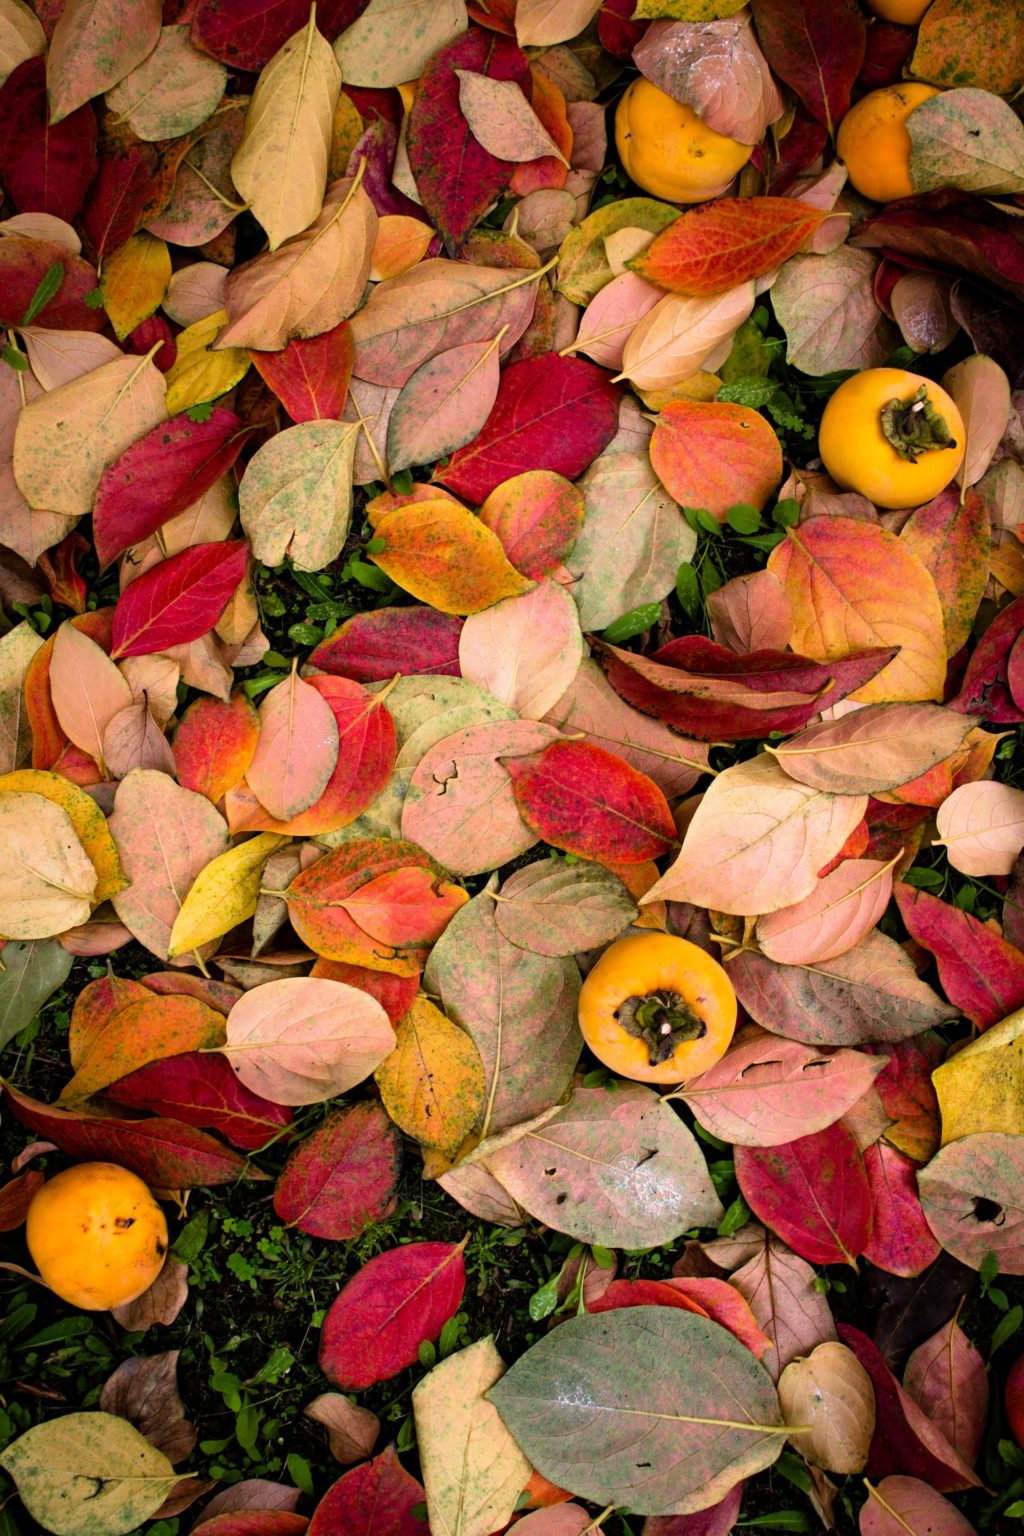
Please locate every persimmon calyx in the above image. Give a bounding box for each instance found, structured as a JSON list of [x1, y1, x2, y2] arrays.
[[880, 385, 957, 463], [615, 990, 707, 1064]]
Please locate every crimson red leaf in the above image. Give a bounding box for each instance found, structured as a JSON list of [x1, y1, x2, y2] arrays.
[[310, 958, 418, 1025], [2, 1082, 254, 1188], [734, 1123, 872, 1266], [319, 1240, 467, 1390], [0, 58, 97, 222], [837, 1324, 981, 1491], [310, 608, 463, 682], [864, 1036, 943, 1164], [750, 100, 827, 196], [406, 27, 529, 252], [596, 637, 898, 742], [861, 1143, 940, 1280], [192, 1516, 308, 1536], [247, 322, 354, 423], [0, 238, 104, 330], [273, 1102, 401, 1239], [751, 0, 865, 135], [107, 1052, 293, 1152], [82, 136, 168, 263], [111, 541, 250, 659], [598, 0, 649, 61], [502, 738, 677, 864], [190, 0, 370, 71], [853, 203, 1024, 305], [894, 882, 1024, 1030], [434, 354, 621, 504], [126, 315, 176, 372], [857, 19, 916, 92], [307, 1449, 425, 1536], [94, 410, 251, 569], [949, 593, 1024, 723]]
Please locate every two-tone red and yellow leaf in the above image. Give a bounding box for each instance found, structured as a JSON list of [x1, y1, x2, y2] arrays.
[[310, 959, 418, 1026], [477, 470, 584, 580], [173, 692, 260, 804], [59, 994, 227, 1106], [502, 739, 677, 863], [650, 401, 783, 521], [630, 198, 830, 297]]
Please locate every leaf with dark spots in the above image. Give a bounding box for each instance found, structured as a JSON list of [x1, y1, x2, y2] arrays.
[[272, 1102, 402, 1240]]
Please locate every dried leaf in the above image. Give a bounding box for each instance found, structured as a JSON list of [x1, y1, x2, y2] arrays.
[[617, 284, 754, 392], [387, 334, 504, 473], [0, 1413, 177, 1535], [0, 790, 96, 938], [457, 72, 567, 165], [105, 25, 227, 142], [375, 997, 485, 1155], [493, 858, 638, 956], [333, 0, 468, 88], [778, 1341, 875, 1473]]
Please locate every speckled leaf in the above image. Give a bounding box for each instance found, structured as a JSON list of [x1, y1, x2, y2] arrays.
[[493, 858, 638, 957], [375, 997, 485, 1156], [273, 1101, 402, 1239]]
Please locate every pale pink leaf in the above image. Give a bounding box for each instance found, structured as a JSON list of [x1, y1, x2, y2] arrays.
[[47, 0, 161, 123], [617, 283, 755, 392], [50, 621, 132, 769], [223, 976, 396, 1105], [633, 15, 784, 146], [935, 779, 1024, 877], [458, 581, 584, 722], [387, 334, 503, 474], [903, 1319, 989, 1466], [729, 1229, 838, 1382], [456, 71, 568, 166], [859, 1476, 978, 1536], [944, 353, 1011, 490], [102, 700, 178, 780], [643, 753, 867, 916], [247, 670, 340, 822], [19, 329, 123, 390], [756, 857, 897, 966], [163, 263, 229, 326], [437, 1162, 526, 1227], [568, 272, 663, 371], [768, 702, 976, 795], [681, 1032, 887, 1147], [707, 570, 793, 654], [511, 1508, 592, 1535]]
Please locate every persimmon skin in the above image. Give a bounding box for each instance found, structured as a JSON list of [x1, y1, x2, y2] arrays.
[[864, 0, 932, 20], [26, 1162, 168, 1311], [836, 83, 941, 203], [615, 79, 753, 204], [578, 932, 737, 1085], [818, 367, 965, 510]]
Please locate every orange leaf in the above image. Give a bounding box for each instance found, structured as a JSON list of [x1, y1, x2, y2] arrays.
[[172, 691, 259, 804], [650, 400, 783, 521], [339, 866, 468, 948], [630, 197, 830, 297], [368, 498, 533, 615]]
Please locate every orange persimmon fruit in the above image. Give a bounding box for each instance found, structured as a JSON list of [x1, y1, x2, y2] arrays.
[[26, 1161, 169, 1310], [615, 79, 754, 204], [836, 82, 941, 203], [578, 932, 737, 1084], [818, 366, 965, 509]]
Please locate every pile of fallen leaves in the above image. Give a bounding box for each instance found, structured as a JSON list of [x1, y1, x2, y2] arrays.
[[4, 0, 1024, 1531]]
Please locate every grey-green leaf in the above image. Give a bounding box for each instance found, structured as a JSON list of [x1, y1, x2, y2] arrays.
[[487, 1308, 786, 1516], [0, 1413, 179, 1536], [0, 938, 73, 1052]]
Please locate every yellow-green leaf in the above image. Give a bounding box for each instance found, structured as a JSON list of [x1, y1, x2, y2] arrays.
[[933, 1007, 1024, 1143]]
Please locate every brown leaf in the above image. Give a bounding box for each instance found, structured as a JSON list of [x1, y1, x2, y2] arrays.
[[111, 1256, 189, 1330], [778, 1340, 875, 1473], [99, 1351, 197, 1465], [303, 1394, 379, 1464]]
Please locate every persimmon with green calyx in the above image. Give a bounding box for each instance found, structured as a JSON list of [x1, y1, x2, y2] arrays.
[[615, 78, 754, 204], [578, 932, 737, 1085], [26, 1162, 168, 1311], [818, 367, 965, 510]]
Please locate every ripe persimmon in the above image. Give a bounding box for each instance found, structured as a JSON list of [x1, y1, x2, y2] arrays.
[[578, 932, 737, 1085], [836, 83, 941, 203], [25, 1162, 168, 1311], [864, 0, 932, 20], [818, 367, 965, 509], [614, 79, 753, 204]]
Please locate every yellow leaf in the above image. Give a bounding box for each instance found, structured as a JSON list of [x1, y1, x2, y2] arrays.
[[0, 791, 96, 939], [168, 831, 289, 957], [102, 232, 171, 341], [164, 309, 250, 415], [375, 997, 486, 1155], [933, 1008, 1024, 1143], [369, 499, 534, 615], [329, 90, 363, 180], [232, 8, 341, 250], [638, 371, 722, 410], [0, 770, 126, 904]]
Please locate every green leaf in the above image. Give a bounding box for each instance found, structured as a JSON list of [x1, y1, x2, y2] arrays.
[[3, 344, 28, 372], [286, 1454, 314, 1499], [993, 1305, 1024, 1354], [186, 401, 216, 423], [738, 1515, 813, 1532], [725, 504, 761, 534], [83, 287, 106, 310], [0, 1413, 178, 1536], [717, 378, 778, 409], [528, 1274, 561, 1322], [20, 261, 65, 326], [717, 1194, 751, 1237], [675, 562, 701, 619], [171, 1209, 209, 1263], [602, 603, 662, 644], [773, 1451, 812, 1493], [772, 498, 800, 527], [902, 866, 945, 890], [0, 940, 73, 1053]]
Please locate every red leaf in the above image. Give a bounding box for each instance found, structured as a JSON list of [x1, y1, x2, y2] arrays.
[[307, 1449, 425, 1536], [319, 1241, 467, 1390], [0, 1170, 44, 1232], [631, 199, 828, 298], [272, 1102, 402, 1239], [406, 27, 529, 252], [0, 58, 97, 222], [111, 541, 250, 659], [838, 1324, 981, 1491], [189, 0, 370, 71], [247, 322, 354, 423], [596, 637, 897, 742], [750, 101, 827, 196], [2, 1082, 254, 1188], [0, 238, 104, 331], [734, 1123, 872, 1266], [94, 410, 251, 569], [751, 0, 865, 135], [192, 1516, 308, 1536], [598, 0, 649, 61], [864, 1036, 943, 1164], [125, 315, 177, 372], [894, 882, 1024, 1030], [310, 608, 463, 682], [107, 1052, 293, 1152], [173, 692, 260, 805], [857, 20, 916, 92], [949, 593, 1024, 723], [853, 203, 1024, 306], [861, 1143, 940, 1280], [502, 739, 677, 863], [477, 470, 584, 580], [310, 959, 418, 1025], [434, 354, 621, 504], [661, 1278, 773, 1359], [81, 136, 168, 263], [586, 1279, 709, 1319]]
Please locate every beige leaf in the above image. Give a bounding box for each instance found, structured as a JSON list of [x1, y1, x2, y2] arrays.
[[412, 1337, 530, 1536], [0, 621, 43, 774], [216, 174, 376, 351], [0, 0, 43, 90], [617, 283, 755, 391], [334, 0, 467, 88], [102, 700, 177, 780], [105, 24, 227, 142], [18, 328, 123, 389], [231, 10, 341, 250], [0, 791, 97, 939], [643, 753, 867, 916], [47, 0, 160, 124], [303, 1394, 379, 1465], [515, 0, 601, 46], [458, 581, 584, 721], [50, 621, 132, 770], [239, 419, 358, 570], [162, 262, 229, 326], [13, 352, 167, 518], [944, 352, 1012, 490], [457, 71, 568, 165], [934, 779, 1024, 877], [778, 1341, 875, 1474]]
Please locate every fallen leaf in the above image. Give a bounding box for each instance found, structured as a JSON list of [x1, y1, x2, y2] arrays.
[[515, 0, 601, 45], [0, 791, 96, 939], [387, 334, 504, 474], [46, 0, 161, 123], [334, 0, 468, 88], [860, 1476, 978, 1536], [100, 1351, 196, 1465], [617, 284, 755, 392], [771, 248, 897, 376], [735, 1122, 871, 1266], [726, 1227, 838, 1382], [492, 857, 638, 957], [104, 24, 227, 142], [0, 1413, 177, 1535], [167, 831, 286, 958], [458, 580, 584, 720], [303, 1395, 378, 1466], [633, 16, 782, 146], [778, 1341, 875, 1473], [61, 993, 226, 1106], [111, 541, 249, 658], [306, 1447, 424, 1536], [109, 1051, 292, 1151], [370, 498, 534, 614], [944, 352, 1011, 491], [900, 486, 991, 656], [375, 997, 485, 1155], [895, 882, 1024, 1030], [910, 0, 1024, 95], [903, 1318, 988, 1466], [756, 857, 897, 965], [650, 400, 782, 520], [477, 470, 584, 580], [769, 703, 975, 795], [633, 199, 824, 298], [273, 1100, 402, 1239], [750, 0, 865, 135], [862, 1142, 941, 1280]]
